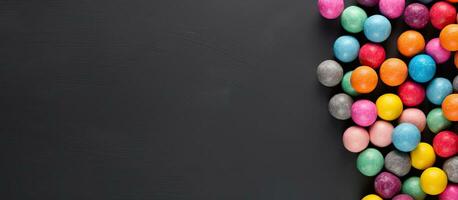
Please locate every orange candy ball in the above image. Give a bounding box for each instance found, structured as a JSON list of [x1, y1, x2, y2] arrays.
[[351, 66, 378, 94], [440, 24, 458, 51], [379, 58, 408, 87], [442, 94, 458, 121], [397, 30, 425, 57]]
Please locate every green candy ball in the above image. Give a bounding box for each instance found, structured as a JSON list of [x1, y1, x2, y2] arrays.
[[426, 108, 451, 133], [357, 148, 384, 176], [341, 6, 367, 33], [402, 177, 426, 200], [341, 71, 359, 96]]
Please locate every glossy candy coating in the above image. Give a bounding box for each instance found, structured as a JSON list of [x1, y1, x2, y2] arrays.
[[342, 126, 370, 153], [364, 15, 392, 43], [379, 0, 405, 19], [376, 93, 403, 121], [399, 108, 426, 131], [374, 172, 401, 198], [392, 123, 421, 152], [402, 177, 427, 200], [398, 81, 425, 107], [411, 142, 436, 170], [329, 93, 353, 120], [433, 131, 458, 158], [351, 66, 378, 93], [408, 54, 436, 83], [317, 60, 343, 87], [427, 108, 452, 133], [385, 150, 411, 177], [443, 156, 458, 183], [359, 43, 386, 69], [341, 71, 359, 96], [426, 77, 453, 105], [357, 148, 384, 176], [369, 120, 393, 147], [352, 99, 377, 127], [380, 58, 407, 86], [426, 38, 451, 64], [318, 0, 344, 19], [341, 6, 367, 33], [440, 24, 458, 51], [334, 35, 360, 63], [404, 3, 429, 29], [442, 94, 458, 121], [430, 1, 456, 30], [393, 194, 414, 200], [420, 167, 448, 195], [439, 184, 458, 200], [397, 30, 425, 57], [362, 194, 383, 200]]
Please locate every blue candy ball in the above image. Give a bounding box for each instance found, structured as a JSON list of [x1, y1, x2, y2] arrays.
[[364, 15, 391, 43], [333, 35, 360, 63], [392, 123, 421, 152], [408, 54, 436, 83], [427, 77, 453, 105]]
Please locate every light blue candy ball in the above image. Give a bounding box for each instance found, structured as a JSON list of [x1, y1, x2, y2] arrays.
[[408, 54, 436, 83], [364, 15, 391, 43], [392, 123, 421, 152], [333, 35, 360, 63], [427, 78, 453, 105]]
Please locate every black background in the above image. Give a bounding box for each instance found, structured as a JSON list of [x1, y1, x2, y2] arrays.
[[0, 0, 456, 199]]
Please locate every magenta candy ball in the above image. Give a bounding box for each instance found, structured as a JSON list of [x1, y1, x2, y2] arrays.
[[369, 120, 393, 147], [403, 3, 429, 29], [358, 0, 379, 7], [374, 172, 402, 198], [379, 0, 405, 19], [352, 100, 377, 127], [426, 38, 451, 64], [318, 0, 344, 19], [439, 184, 458, 200], [343, 126, 370, 153], [398, 108, 426, 131], [393, 194, 414, 200]]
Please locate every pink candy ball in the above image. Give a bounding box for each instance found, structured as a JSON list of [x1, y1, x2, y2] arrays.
[[379, 0, 405, 19], [351, 99, 377, 127], [318, 0, 344, 19], [398, 108, 426, 131], [342, 126, 370, 153], [426, 38, 451, 64], [439, 184, 458, 200], [369, 120, 394, 147], [393, 194, 414, 200]]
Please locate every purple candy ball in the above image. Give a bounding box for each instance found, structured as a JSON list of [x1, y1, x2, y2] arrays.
[[404, 3, 429, 29], [374, 172, 401, 199], [318, 0, 344, 19], [351, 99, 377, 127], [357, 0, 379, 7], [426, 38, 451, 64], [393, 194, 414, 200]]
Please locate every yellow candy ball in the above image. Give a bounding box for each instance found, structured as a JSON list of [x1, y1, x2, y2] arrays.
[[411, 142, 436, 170], [420, 167, 448, 195], [376, 93, 403, 121], [361, 194, 383, 200]]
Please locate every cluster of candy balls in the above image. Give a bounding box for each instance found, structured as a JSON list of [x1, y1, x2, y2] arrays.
[[317, 0, 458, 199]]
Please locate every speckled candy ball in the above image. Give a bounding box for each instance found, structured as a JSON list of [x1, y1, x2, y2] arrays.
[[433, 131, 458, 158], [357, 148, 385, 176], [374, 172, 402, 198], [379, 0, 405, 19], [408, 54, 436, 83], [443, 156, 458, 183], [364, 15, 392, 43], [426, 38, 451, 64], [318, 0, 344, 19], [385, 150, 411, 177], [398, 108, 426, 131], [402, 177, 427, 200], [430, 1, 456, 30], [404, 3, 429, 29], [393, 194, 414, 200], [427, 108, 452, 133], [328, 93, 353, 120], [398, 81, 425, 107], [392, 123, 421, 152], [333, 35, 360, 63], [342, 126, 370, 153], [341, 6, 367, 33], [351, 99, 377, 127], [359, 43, 386, 69], [426, 77, 453, 105], [439, 184, 458, 200], [369, 120, 393, 147], [317, 60, 343, 87], [357, 0, 379, 7]]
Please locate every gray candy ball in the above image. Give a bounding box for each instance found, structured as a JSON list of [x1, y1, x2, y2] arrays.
[[453, 75, 458, 92], [444, 156, 458, 183], [317, 60, 343, 87], [328, 93, 353, 120], [385, 150, 411, 177]]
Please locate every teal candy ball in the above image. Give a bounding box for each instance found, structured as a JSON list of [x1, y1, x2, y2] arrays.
[[341, 71, 359, 96], [357, 148, 384, 176], [341, 6, 367, 33], [427, 108, 452, 133]]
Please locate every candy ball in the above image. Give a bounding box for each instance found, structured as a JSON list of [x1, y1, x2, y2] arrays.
[[341, 6, 367, 33], [439, 184, 458, 200], [426, 38, 451, 64], [379, 0, 405, 19], [333, 35, 360, 63], [351, 99, 377, 127], [433, 131, 458, 158], [453, 75, 458, 91], [403, 3, 429, 29], [398, 108, 426, 131], [359, 43, 386, 69], [439, 24, 458, 51], [351, 66, 378, 94], [397, 30, 425, 57], [369, 120, 393, 147], [362, 194, 383, 200], [380, 58, 408, 87], [430, 1, 456, 30], [443, 156, 458, 183], [398, 81, 425, 107], [402, 177, 427, 200], [341, 71, 359, 96], [392, 123, 421, 152], [329, 93, 353, 120], [374, 172, 402, 198], [393, 194, 414, 200], [342, 126, 370, 153], [385, 150, 411, 177], [357, 148, 384, 176], [442, 94, 458, 121], [411, 142, 436, 170], [376, 93, 403, 121], [408, 54, 436, 83], [318, 0, 344, 19], [316, 60, 344, 87], [427, 108, 452, 133], [426, 77, 453, 105], [420, 167, 448, 195], [364, 15, 392, 43]]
